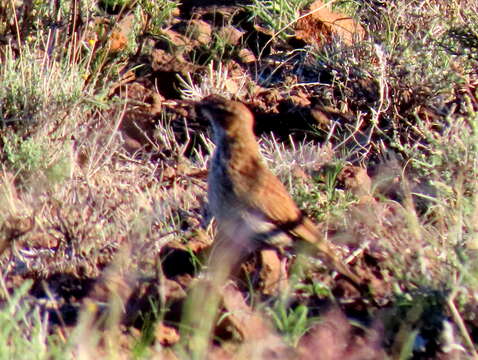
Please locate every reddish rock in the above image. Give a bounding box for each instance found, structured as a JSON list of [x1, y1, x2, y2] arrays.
[[155, 323, 180, 346], [188, 19, 213, 45], [295, 0, 365, 47], [218, 25, 244, 46]]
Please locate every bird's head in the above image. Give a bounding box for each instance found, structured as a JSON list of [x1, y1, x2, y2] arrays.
[[198, 95, 255, 136]]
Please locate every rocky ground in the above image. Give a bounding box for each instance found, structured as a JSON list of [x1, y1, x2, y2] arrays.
[[1, 0, 478, 358]]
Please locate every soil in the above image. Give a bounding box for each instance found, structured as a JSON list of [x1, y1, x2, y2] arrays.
[[1, 1, 471, 359]]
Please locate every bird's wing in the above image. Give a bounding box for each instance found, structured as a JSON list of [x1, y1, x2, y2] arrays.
[[248, 169, 304, 223], [238, 168, 362, 286], [241, 169, 323, 241]]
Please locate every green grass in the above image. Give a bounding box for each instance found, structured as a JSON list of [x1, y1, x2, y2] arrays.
[[0, 280, 67, 360], [247, 0, 314, 40]]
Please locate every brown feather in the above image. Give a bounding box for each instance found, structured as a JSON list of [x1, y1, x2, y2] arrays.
[[200, 95, 362, 287]]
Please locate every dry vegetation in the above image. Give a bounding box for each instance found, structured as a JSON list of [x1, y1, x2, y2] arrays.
[[1, 0, 478, 359]]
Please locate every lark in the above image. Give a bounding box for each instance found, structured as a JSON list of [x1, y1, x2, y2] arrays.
[[199, 95, 361, 287]]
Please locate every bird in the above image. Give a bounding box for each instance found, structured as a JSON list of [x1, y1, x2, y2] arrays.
[[198, 95, 362, 288]]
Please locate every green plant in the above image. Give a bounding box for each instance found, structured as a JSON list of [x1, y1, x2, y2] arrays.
[[326, 0, 360, 15], [2, 133, 46, 174], [295, 280, 332, 298], [293, 171, 355, 222], [247, 0, 314, 40], [139, 0, 179, 36], [267, 300, 314, 346], [0, 280, 68, 360], [0, 40, 89, 129], [100, 0, 131, 12], [1, 130, 71, 186]]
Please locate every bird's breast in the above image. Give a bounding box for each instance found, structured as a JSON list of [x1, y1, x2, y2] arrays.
[[208, 151, 237, 219]]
